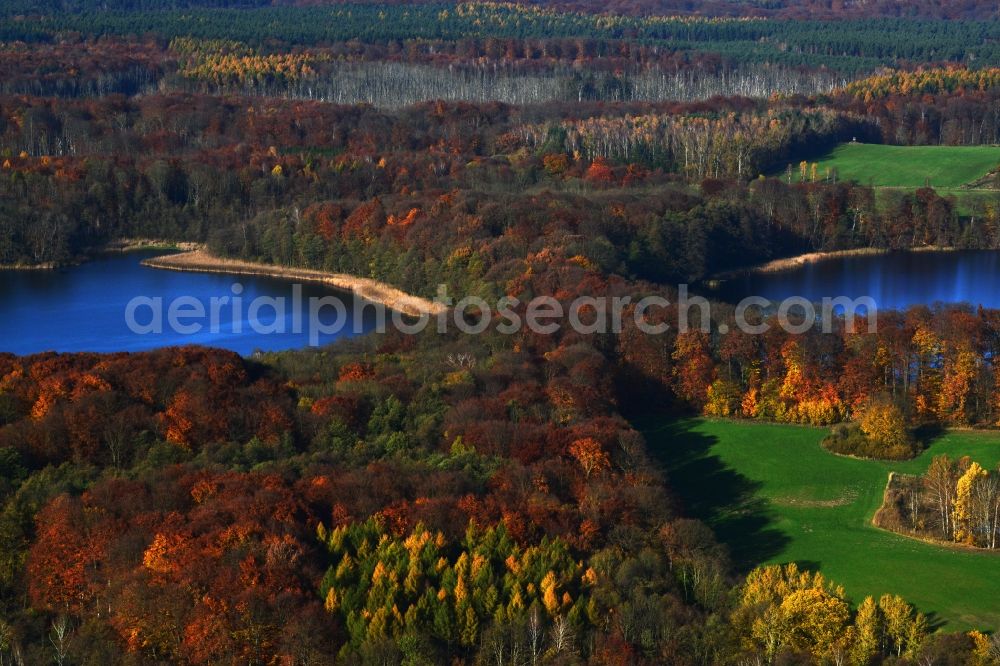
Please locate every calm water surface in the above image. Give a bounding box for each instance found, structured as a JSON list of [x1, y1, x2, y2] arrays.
[[0, 251, 377, 356], [6, 250, 998, 356], [712, 250, 1000, 311]]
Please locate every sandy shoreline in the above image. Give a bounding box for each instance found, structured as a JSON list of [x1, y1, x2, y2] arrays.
[[714, 245, 958, 279], [737, 248, 889, 275], [141, 249, 447, 318], [101, 238, 202, 254]]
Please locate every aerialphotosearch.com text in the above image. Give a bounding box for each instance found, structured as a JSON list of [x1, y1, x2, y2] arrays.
[[125, 283, 878, 345]]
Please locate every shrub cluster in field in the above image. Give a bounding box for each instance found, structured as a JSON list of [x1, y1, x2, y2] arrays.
[[823, 423, 917, 460], [822, 400, 919, 460]]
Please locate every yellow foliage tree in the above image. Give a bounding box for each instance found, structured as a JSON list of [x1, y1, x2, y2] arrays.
[[741, 386, 760, 418], [738, 563, 849, 660], [541, 571, 561, 615], [324, 587, 339, 612], [968, 629, 1000, 666], [851, 596, 881, 666], [776, 588, 851, 660], [878, 594, 926, 659], [703, 379, 742, 417], [859, 399, 910, 454], [954, 462, 988, 544]]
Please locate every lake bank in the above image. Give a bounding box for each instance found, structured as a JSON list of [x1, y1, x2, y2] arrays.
[[0, 250, 382, 356], [99, 238, 202, 254], [708, 247, 999, 311], [141, 250, 447, 318], [0, 239, 200, 271], [713, 246, 959, 280], [0, 261, 59, 270]]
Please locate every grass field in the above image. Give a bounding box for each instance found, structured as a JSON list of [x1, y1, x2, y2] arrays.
[[641, 417, 1000, 631], [783, 143, 1000, 188]]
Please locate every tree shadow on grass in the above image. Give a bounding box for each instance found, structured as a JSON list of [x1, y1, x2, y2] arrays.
[[912, 422, 945, 452], [921, 611, 947, 633], [639, 416, 790, 572], [792, 559, 823, 572]]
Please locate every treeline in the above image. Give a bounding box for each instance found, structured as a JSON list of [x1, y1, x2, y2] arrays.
[[176, 57, 842, 107], [6, 0, 1000, 20], [827, 68, 1000, 145], [659, 303, 1000, 432], [5, 4, 1000, 73], [345, 0, 1000, 21], [1, 0, 276, 12], [842, 67, 1000, 100], [512, 108, 870, 177]]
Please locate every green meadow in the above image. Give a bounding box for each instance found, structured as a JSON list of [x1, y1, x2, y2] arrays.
[[642, 418, 1000, 631], [784, 143, 1000, 188]]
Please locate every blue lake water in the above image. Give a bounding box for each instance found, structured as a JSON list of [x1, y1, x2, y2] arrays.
[[712, 250, 1000, 311], [0, 251, 379, 356], [5, 249, 999, 357]]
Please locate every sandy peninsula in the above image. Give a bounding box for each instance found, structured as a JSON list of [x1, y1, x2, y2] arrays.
[[141, 249, 447, 318], [715, 245, 958, 278], [743, 247, 889, 274]]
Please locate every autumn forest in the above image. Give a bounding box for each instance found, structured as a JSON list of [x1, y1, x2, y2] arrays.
[[2, 1, 1000, 664]]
